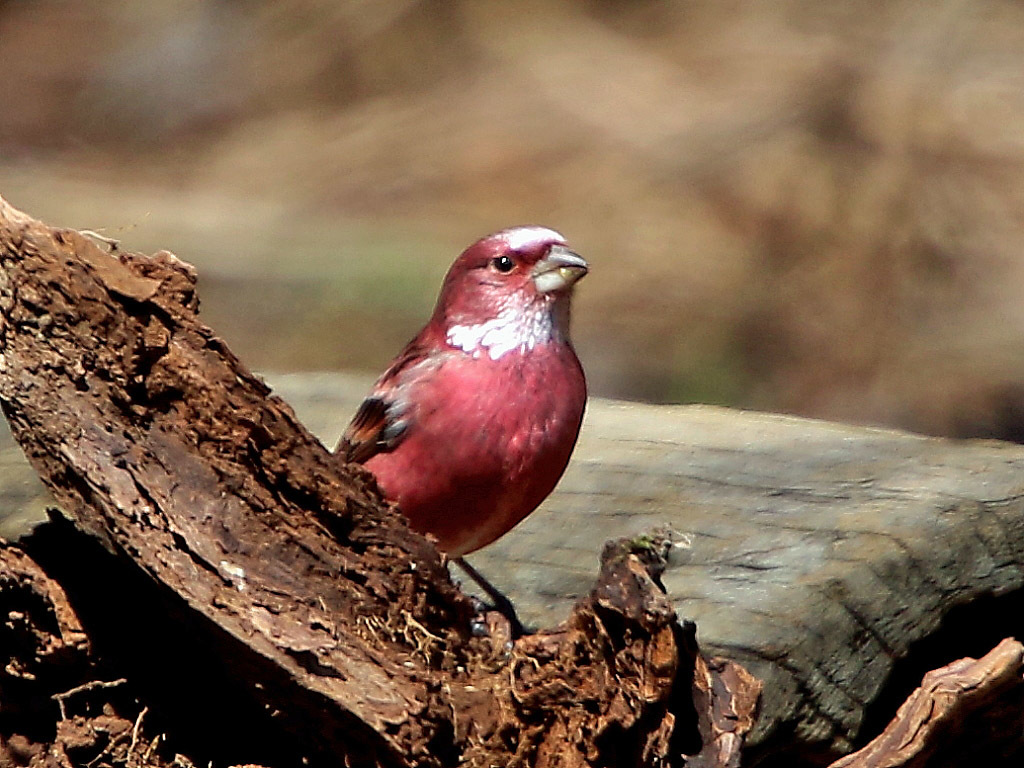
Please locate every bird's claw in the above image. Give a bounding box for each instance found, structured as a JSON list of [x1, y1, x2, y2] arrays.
[[465, 594, 523, 641]]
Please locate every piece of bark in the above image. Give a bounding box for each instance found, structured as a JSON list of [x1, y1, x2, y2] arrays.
[[689, 652, 762, 768], [828, 638, 1024, 768], [0, 196, 756, 766], [0, 196, 470, 766], [459, 534, 760, 767]]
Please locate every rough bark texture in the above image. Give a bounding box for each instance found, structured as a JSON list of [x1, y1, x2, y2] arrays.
[[0, 196, 758, 767], [0, 196, 472, 766], [6, 526, 1019, 768]]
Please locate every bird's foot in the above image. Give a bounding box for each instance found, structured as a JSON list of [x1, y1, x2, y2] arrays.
[[467, 594, 525, 641], [455, 557, 528, 639]]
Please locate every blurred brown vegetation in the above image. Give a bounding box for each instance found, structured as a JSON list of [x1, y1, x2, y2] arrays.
[[3, 0, 1024, 439]]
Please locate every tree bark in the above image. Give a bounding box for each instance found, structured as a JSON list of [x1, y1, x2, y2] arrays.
[[0, 196, 758, 767]]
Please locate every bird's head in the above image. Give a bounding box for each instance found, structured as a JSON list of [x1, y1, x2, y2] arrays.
[[431, 227, 589, 359]]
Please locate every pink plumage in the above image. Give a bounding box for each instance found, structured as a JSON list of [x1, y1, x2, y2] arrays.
[[337, 226, 588, 557]]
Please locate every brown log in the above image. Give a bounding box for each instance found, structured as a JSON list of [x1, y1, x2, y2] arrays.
[[0, 196, 757, 767]]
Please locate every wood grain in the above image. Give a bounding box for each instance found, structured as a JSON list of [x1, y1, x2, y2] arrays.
[[5, 197, 1024, 763]]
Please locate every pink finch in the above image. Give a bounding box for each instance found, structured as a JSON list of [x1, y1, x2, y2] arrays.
[[336, 226, 588, 619]]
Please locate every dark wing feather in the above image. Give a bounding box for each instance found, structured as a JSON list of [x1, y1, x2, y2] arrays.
[[337, 395, 408, 463], [335, 338, 433, 464]]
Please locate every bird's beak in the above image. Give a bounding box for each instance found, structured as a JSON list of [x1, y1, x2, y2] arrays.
[[532, 245, 589, 294]]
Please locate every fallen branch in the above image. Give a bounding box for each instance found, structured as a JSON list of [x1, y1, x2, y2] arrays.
[[53, 678, 127, 720]]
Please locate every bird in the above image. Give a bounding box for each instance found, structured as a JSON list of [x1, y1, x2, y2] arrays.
[[336, 226, 588, 631]]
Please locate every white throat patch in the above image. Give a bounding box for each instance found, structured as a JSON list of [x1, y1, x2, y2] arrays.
[[446, 302, 564, 360]]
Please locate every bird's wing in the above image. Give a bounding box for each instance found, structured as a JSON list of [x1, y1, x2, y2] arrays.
[[337, 395, 405, 464], [336, 341, 433, 464]]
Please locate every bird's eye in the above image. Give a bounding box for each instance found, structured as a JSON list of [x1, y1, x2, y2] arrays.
[[491, 255, 515, 273]]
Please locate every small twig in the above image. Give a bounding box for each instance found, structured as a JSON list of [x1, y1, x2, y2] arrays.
[[126, 706, 149, 768], [52, 678, 128, 720], [86, 736, 122, 768], [142, 733, 162, 765], [86, 721, 131, 768]]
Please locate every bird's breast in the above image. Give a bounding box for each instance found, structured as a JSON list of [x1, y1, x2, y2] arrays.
[[366, 342, 586, 556]]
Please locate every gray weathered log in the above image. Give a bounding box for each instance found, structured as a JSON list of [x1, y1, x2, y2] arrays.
[[8, 371, 1024, 761], [455, 401, 1024, 761]]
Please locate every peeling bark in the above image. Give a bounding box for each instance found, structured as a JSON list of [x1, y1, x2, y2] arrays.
[[829, 639, 1024, 768]]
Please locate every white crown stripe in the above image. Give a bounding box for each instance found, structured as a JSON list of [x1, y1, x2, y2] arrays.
[[496, 226, 565, 251]]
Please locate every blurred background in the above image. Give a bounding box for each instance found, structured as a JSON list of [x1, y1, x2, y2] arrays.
[[3, 0, 1024, 439]]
